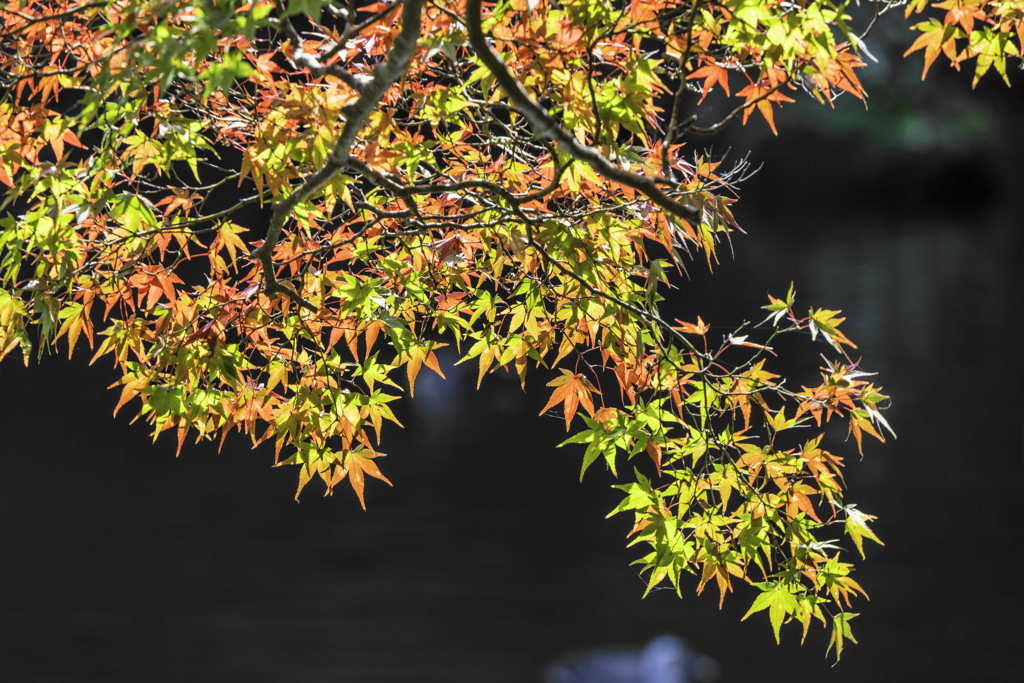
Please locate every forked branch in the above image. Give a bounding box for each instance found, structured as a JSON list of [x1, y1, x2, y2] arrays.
[[251, 0, 425, 311]]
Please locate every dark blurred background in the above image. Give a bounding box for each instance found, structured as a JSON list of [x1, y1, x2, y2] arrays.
[[2, 16, 1022, 683]]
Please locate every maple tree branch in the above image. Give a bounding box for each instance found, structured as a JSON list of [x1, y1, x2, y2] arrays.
[[251, 0, 425, 311], [660, 0, 703, 178], [464, 0, 700, 223], [330, 0, 422, 167], [346, 155, 567, 208]]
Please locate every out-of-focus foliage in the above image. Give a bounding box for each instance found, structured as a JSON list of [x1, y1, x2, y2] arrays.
[[3, 0, 1012, 658], [904, 0, 1024, 85]]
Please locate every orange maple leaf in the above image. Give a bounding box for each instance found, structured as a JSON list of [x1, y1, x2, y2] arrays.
[[904, 20, 963, 79], [933, 0, 988, 33], [154, 188, 202, 217], [687, 62, 732, 103], [736, 80, 795, 135], [539, 369, 601, 430], [334, 449, 393, 510], [674, 317, 709, 335]]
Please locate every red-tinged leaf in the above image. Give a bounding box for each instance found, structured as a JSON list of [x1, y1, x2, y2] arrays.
[[337, 449, 393, 510], [904, 20, 963, 79], [674, 317, 709, 335], [55, 302, 92, 356], [539, 369, 601, 430], [61, 127, 85, 150], [154, 188, 202, 217], [127, 267, 183, 310], [364, 322, 384, 360], [212, 221, 249, 269], [176, 423, 188, 457], [112, 376, 147, 416], [696, 554, 738, 608], [34, 75, 61, 108], [686, 62, 731, 103], [824, 49, 867, 100], [736, 80, 794, 135], [405, 342, 447, 397], [788, 484, 822, 523], [646, 440, 663, 476], [933, 0, 987, 33], [848, 411, 884, 453]]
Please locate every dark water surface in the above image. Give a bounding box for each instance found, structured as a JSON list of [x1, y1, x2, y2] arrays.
[[2, 151, 1022, 680]]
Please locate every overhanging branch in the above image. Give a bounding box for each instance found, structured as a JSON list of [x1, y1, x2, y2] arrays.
[[464, 0, 700, 223]]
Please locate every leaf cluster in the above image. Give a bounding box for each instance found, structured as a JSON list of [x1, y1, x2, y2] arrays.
[[904, 0, 1024, 85]]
